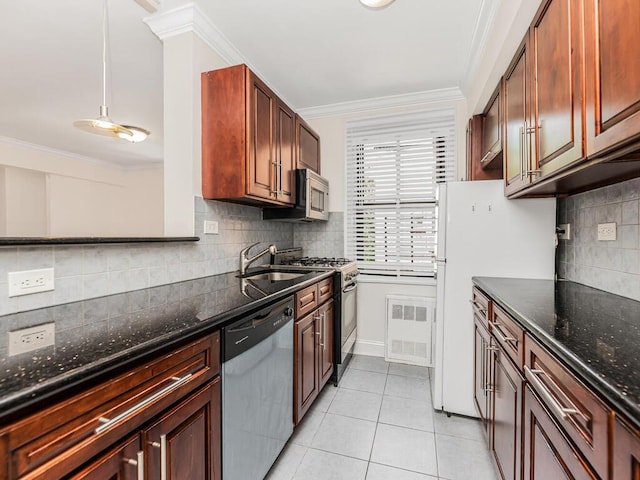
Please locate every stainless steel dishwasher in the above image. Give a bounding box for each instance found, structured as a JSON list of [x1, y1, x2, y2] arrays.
[[222, 296, 294, 480]]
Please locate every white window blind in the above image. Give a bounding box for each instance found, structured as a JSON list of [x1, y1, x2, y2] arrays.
[[346, 110, 456, 277]]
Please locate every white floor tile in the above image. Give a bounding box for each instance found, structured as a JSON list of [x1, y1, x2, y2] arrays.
[[433, 412, 485, 442], [311, 413, 377, 460], [340, 368, 387, 394], [370, 423, 438, 477], [384, 374, 430, 401], [366, 463, 438, 480], [349, 354, 390, 374], [328, 388, 383, 422], [265, 443, 308, 480], [293, 449, 368, 480], [311, 383, 338, 413], [387, 362, 431, 380], [290, 409, 325, 447], [378, 395, 434, 432], [436, 434, 496, 480]]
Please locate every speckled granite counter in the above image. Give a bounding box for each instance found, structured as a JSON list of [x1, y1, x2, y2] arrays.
[[0, 269, 333, 424], [473, 277, 640, 428]]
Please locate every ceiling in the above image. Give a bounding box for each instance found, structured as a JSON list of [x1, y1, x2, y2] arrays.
[[0, 0, 491, 168]]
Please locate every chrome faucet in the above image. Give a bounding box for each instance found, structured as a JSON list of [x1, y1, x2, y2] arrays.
[[239, 243, 277, 275]]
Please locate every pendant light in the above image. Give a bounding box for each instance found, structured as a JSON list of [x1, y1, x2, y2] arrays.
[[359, 0, 396, 9], [74, 0, 149, 143]]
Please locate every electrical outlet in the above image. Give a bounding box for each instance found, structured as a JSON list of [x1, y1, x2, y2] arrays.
[[558, 223, 571, 240], [8, 322, 55, 356], [597, 223, 617, 241], [203, 220, 219, 234], [8, 268, 54, 297]]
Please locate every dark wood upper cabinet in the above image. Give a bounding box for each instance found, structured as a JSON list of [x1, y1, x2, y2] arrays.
[[529, 0, 585, 177], [585, 0, 640, 157], [481, 82, 504, 170], [201, 64, 295, 206], [295, 115, 321, 174], [504, 39, 532, 196], [467, 115, 502, 181]]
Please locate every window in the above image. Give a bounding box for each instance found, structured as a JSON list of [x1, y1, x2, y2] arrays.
[[346, 110, 456, 277]]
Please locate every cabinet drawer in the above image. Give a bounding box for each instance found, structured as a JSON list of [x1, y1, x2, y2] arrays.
[[317, 277, 334, 305], [296, 284, 318, 318], [524, 335, 610, 479], [490, 305, 523, 368], [3, 332, 219, 480], [471, 287, 490, 326]]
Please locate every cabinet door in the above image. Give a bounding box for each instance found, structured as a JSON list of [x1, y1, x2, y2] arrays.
[[613, 417, 640, 480], [585, 0, 640, 156], [276, 99, 296, 205], [318, 300, 334, 387], [69, 436, 143, 480], [523, 386, 597, 480], [247, 72, 276, 200], [144, 379, 221, 480], [492, 348, 523, 480], [530, 0, 584, 177], [295, 116, 321, 173], [504, 39, 533, 196], [473, 318, 492, 438], [481, 83, 503, 168], [294, 312, 319, 425]]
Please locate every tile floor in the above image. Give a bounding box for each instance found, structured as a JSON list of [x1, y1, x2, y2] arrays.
[[265, 355, 498, 480]]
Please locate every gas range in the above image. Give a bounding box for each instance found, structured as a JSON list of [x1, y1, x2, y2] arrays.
[[273, 249, 359, 287]]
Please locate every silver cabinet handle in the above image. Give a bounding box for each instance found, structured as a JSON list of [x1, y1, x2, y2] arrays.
[[95, 374, 192, 435], [149, 434, 168, 480], [123, 451, 145, 480], [320, 312, 325, 348], [480, 150, 493, 163], [525, 366, 580, 420], [469, 299, 487, 316], [490, 322, 518, 346]]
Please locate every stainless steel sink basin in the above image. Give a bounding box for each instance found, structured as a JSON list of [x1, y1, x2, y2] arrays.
[[239, 271, 307, 281]]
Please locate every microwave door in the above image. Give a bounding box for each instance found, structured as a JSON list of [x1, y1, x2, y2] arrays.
[[307, 177, 329, 221]]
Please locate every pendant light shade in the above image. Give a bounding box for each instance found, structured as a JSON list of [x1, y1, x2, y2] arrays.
[[73, 0, 149, 143], [359, 0, 396, 9]]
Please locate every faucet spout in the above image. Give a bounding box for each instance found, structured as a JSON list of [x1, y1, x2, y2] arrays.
[[239, 243, 277, 275]]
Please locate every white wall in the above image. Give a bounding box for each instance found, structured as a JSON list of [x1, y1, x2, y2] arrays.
[[2, 166, 47, 236]]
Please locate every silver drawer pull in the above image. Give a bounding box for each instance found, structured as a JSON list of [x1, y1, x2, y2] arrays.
[[95, 374, 192, 435], [123, 451, 145, 480], [469, 299, 487, 315], [525, 366, 580, 419], [491, 323, 518, 346], [480, 150, 493, 163]]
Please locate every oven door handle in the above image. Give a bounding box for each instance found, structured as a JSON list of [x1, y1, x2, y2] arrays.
[[342, 284, 357, 293]]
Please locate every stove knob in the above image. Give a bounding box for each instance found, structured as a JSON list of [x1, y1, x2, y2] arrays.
[[284, 307, 294, 317]]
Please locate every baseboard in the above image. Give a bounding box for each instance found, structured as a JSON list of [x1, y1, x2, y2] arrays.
[[354, 340, 385, 357]]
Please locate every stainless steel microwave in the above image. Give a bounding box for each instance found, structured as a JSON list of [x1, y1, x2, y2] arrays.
[[263, 169, 329, 222]]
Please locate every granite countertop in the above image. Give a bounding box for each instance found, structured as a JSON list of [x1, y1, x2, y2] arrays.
[[0, 268, 334, 424], [473, 277, 640, 428]]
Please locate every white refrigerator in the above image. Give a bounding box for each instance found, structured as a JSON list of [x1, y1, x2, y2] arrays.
[[432, 180, 556, 417]]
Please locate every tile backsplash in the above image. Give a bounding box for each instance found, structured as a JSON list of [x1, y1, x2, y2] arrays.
[[293, 212, 344, 258], [0, 198, 294, 315], [557, 177, 640, 300]]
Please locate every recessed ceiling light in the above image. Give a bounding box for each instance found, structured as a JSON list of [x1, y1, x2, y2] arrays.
[[359, 0, 396, 9]]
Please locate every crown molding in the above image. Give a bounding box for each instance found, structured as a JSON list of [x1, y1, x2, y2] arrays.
[[0, 136, 162, 172], [297, 88, 465, 119], [460, 0, 502, 95]]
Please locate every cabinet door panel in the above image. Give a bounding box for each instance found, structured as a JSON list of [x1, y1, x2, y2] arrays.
[[319, 300, 334, 387], [69, 436, 142, 480], [531, 0, 584, 175], [523, 386, 597, 480], [473, 318, 491, 436], [296, 116, 321, 173], [294, 313, 319, 424], [613, 417, 640, 480], [492, 349, 522, 480], [276, 100, 295, 204], [504, 41, 532, 196], [248, 74, 275, 199], [586, 0, 640, 154], [145, 379, 221, 480]]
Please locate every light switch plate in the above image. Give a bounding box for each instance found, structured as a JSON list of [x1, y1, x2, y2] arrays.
[[597, 223, 617, 241], [8, 268, 54, 297]]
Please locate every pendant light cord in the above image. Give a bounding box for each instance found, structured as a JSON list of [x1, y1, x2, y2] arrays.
[[100, 0, 108, 116]]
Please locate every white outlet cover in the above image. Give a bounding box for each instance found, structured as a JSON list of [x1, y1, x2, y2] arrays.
[[7, 268, 54, 297], [203, 220, 219, 234], [8, 322, 55, 356], [597, 222, 617, 241]]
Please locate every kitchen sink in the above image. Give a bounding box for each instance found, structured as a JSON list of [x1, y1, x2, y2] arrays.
[[238, 271, 307, 281]]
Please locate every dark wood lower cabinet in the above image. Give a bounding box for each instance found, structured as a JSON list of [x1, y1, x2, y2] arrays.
[[473, 317, 492, 438], [523, 386, 597, 480], [613, 417, 640, 480], [318, 300, 334, 387], [492, 346, 522, 480], [294, 312, 319, 425], [145, 379, 221, 480], [69, 435, 142, 480]]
